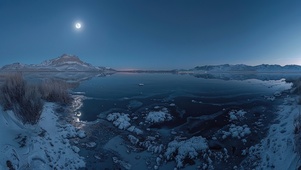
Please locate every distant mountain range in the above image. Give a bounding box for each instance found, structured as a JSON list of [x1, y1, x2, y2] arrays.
[[0, 54, 115, 72], [184, 64, 301, 73], [1, 55, 301, 73]]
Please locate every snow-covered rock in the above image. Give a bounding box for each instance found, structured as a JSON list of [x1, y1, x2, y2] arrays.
[[77, 130, 86, 139], [222, 124, 251, 139], [128, 135, 139, 145], [127, 126, 143, 135], [147, 144, 164, 154], [229, 109, 247, 121], [165, 136, 208, 168], [107, 113, 131, 130], [145, 109, 172, 123]]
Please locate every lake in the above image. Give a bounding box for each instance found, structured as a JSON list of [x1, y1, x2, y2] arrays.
[[65, 73, 293, 169]]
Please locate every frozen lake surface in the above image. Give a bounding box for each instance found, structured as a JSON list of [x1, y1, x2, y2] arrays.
[[65, 73, 292, 169]]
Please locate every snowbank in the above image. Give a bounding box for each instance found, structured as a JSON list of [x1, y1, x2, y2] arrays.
[[242, 96, 300, 169], [0, 103, 85, 170]]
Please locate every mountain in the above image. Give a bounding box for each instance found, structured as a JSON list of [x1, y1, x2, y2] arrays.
[[190, 64, 301, 73], [0, 54, 115, 72]]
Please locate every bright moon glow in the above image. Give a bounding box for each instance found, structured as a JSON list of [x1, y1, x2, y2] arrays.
[[75, 23, 81, 29]]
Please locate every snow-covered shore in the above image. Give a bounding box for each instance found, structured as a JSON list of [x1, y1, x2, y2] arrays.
[[0, 103, 85, 170], [242, 95, 301, 169]]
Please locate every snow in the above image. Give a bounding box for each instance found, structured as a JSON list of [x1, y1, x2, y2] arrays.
[[242, 96, 300, 169], [145, 109, 172, 123], [107, 112, 131, 130], [127, 125, 143, 135], [138, 137, 165, 154], [85, 142, 97, 148], [112, 157, 132, 170], [222, 124, 251, 139], [128, 135, 139, 145], [193, 64, 301, 73], [229, 109, 247, 121], [77, 130, 86, 138], [165, 136, 208, 168], [0, 103, 85, 170]]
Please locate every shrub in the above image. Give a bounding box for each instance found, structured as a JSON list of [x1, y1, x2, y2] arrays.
[[0, 73, 26, 110], [39, 79, 72, 105], [0, 74, 72, 124], [0, 73, 44, 125], [13, 85, 44, 125]]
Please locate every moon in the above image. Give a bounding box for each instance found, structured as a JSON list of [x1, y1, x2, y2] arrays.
[[75, 23, 81, 29]]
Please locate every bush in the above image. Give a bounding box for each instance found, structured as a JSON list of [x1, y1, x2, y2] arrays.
[[0, 73, 26, 110], [39, 79, 72, 105], [13, 85, 44, 125], [0, 74, 72, 124], [0, 73, 43, 125]]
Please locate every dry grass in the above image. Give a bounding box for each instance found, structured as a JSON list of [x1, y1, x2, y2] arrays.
[[0, 73, 43, 124], [0, 73, 72, 125], [39, 79, 72, 105]]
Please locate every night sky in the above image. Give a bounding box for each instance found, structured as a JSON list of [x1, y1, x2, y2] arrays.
[[1, 0, 301, 69]]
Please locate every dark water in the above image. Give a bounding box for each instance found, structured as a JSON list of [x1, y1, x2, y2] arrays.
[[72, 73, 290, 122]]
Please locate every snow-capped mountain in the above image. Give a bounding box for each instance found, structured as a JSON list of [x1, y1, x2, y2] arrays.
[[192, 64, 301, 73], [0, 54, 115, 72]]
